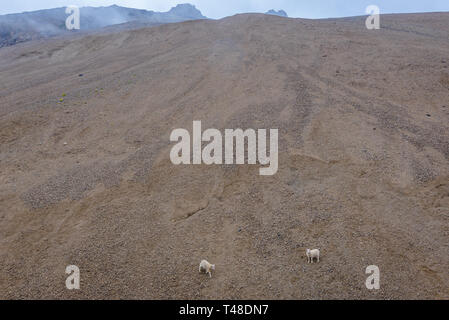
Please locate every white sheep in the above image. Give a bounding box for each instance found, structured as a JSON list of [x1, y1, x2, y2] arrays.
[[199, 260, 215, 278], [306, 249, 320, 263]]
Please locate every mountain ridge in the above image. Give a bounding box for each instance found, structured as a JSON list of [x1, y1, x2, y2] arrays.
[[265, 9, 288, 17], [0, 3, 207, 48]]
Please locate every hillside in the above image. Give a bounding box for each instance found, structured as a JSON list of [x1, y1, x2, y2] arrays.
[[0, 13, 448, 299], [0, 4, 206, 48]]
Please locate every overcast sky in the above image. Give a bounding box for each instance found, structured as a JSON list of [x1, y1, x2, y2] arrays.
[[1, 0, 449, 19]]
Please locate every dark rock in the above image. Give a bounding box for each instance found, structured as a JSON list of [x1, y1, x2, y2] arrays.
[[265, 9, 288, 18], [0, 4, 207, 48]]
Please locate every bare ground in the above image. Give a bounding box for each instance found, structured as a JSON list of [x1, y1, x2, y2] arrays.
[[0, 13, 448, 299]]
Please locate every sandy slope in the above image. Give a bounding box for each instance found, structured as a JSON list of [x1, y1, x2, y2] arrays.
[[0, 13, 448, 299]]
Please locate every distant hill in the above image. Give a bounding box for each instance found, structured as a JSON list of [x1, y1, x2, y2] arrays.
[[0, 3, 207, 48], [265, 9, 288, 17]]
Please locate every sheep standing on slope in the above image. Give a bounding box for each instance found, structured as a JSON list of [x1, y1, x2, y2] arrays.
[[199, 260, 215, 278], [306, 249, 320, 263]]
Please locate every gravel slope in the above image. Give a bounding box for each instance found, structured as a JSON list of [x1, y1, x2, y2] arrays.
[[0, 13, 448, 299]]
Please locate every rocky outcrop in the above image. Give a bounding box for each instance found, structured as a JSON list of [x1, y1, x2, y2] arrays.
[[0, 4, 207, 48], [265, 9, 288, 17]]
